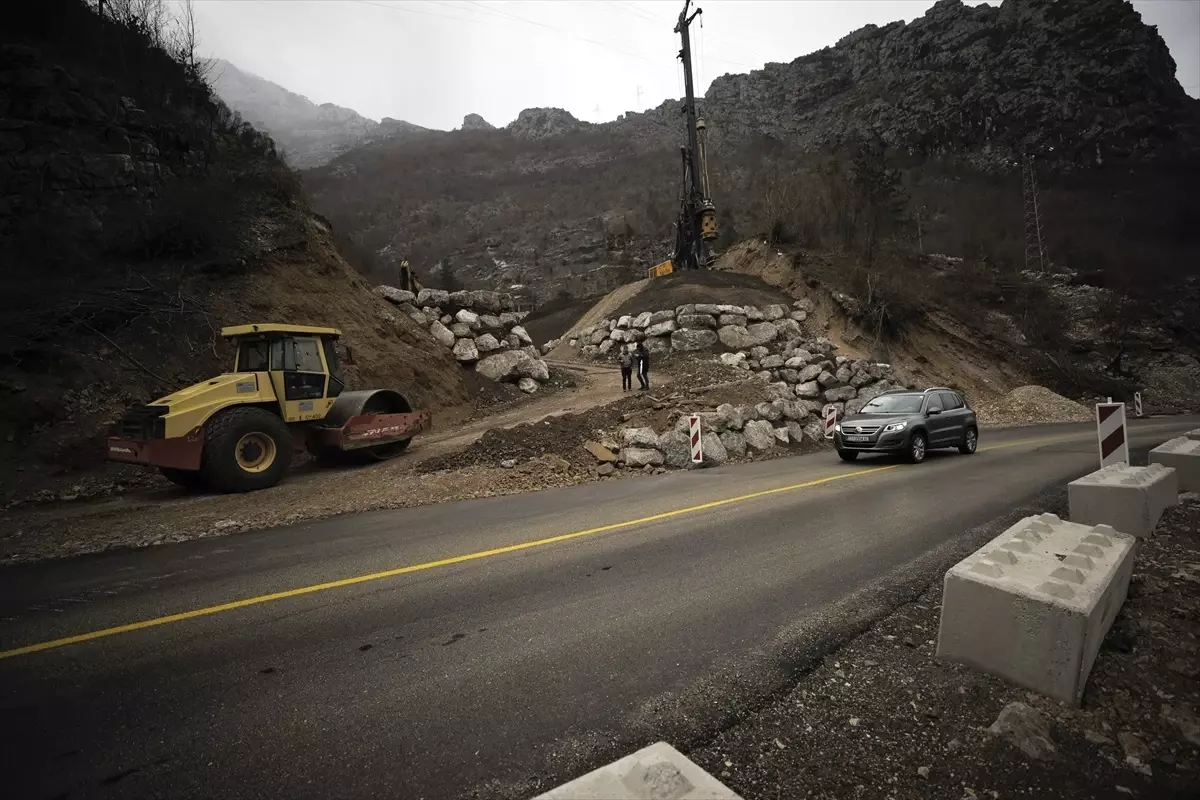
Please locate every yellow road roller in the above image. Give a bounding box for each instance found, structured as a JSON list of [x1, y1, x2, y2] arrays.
[[107, 324, 431, 493]]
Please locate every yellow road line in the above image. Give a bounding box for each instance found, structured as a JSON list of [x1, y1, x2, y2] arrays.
[[0, 431, 1079, 661]]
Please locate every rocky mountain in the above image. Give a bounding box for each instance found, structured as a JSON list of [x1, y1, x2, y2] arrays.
[[303, 0, 1199, 302], [208, 58, 430, 168]]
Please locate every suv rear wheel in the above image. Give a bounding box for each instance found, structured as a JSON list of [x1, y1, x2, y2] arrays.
[[959, 426, 978, 455], [908, 431, 927, 464]]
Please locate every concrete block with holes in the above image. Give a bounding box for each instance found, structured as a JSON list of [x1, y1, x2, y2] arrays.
[[936, 513, 1136, 705], [1149, 437, 1200, 492], [532, 742, 742, 800], [1067, 462, 1178, 538]]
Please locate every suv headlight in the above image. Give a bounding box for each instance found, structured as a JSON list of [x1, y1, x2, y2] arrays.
[[834, 423, 841, 432], [884, 421, 907, 433]]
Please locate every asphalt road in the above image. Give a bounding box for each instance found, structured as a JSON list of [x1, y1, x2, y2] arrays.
[[1, 417, 1196, 800]]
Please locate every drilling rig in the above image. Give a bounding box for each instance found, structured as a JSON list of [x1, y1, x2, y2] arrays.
[[651, 0, 718, 278]]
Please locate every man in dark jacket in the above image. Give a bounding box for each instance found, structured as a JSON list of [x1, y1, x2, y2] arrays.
[[617, 346, 633, 391], [635, 341, 650, 390]]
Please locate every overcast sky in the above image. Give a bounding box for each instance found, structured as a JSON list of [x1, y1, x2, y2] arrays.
[[189, 0, 1200, 130]]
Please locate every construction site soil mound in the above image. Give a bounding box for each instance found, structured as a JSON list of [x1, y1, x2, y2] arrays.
[[974, 385, 1092, 427], [609, 269, 793, 319]]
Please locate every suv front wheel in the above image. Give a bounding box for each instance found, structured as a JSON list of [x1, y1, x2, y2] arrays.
[[959, 426, 978, 455], [907, 431, 927, 464]]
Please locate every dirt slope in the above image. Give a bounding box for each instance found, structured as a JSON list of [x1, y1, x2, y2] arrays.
[[545, 279, 649, 360]]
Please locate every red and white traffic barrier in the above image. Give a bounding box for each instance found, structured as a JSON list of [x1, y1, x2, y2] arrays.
[[1095, 401, 1129, 468], [1133, 391, 1143, 418], [823, 405, 837, 439], [688, 415, 703, 464]]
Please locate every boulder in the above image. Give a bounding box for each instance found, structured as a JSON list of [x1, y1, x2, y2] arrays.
[[720, 430, 748, 457], [455, 308, 480, 328], [644, 320, 677, 337], [658, 431, 694, 469], [617, 314, 633, 329], [825, 385, 857, 403], [475, 333, 502, 353], [754, 370, 772, 382], [674, 411, 724, 435], [835, 365, 853, 385], [671, 329, 718, 351], [795, 364, 822, 383], [693, 303, 724, 315], [589, 328, 609, 346], [476, 351, 548, 382], [846, 398, 867, 415], [583, 440, 618, 463], [508, 333, 523, 349], [760, 354, 784, 369], [850, 370, 873, 388], [719, 352, 747, 369], [408, 311, 429, 327], [774, 318, 804, 339], [598, 339, 616, 356], [450, 322, 473, 338], [675, 303, 696, 317], [441, 315, 453, 326], [510, 325, 533, 345], [631, 311, 653, 329], [648, 309, 676, 325], [780, 368, 801, 384], [773, 427, 790, 445], [478, 314, 504, 331], [766, 382, 794, 400], [621, 427, 659, 448], [744, 419, 776, 452], [750, 346, 770, 360], [417, 288, 450, 307], [677, 313, 717, 329], [803, 419, 826, 443], [499, 312, 522, 327], [716, 403, 746, 431], [644, 337, 671, 354], [781, 400, 810, 422], [786, 420, 808, 444], [747, 321, 780, 344], [795, 381, 822, 399], [621, 447, 664, 468], [755, 401, 783, 423], [817, 370, 841, 388], [737, 404, 758, 423], [429, 320, 456, 348], [794, 297, 814, 312], [518, 377, 539, 394], [452, 338, 479, 362], [789, 310, 808, 322], [376, 285, 416, 305], [763, 304, 788, 321], [717, 326, 756, 350], [718, 313, 747, 327], [609, 328, 635, 343]]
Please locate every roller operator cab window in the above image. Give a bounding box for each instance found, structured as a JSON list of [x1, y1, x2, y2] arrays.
[[237, 339, 271, 371], [860, 394, 924, 414], [266, 337, 324, 373]]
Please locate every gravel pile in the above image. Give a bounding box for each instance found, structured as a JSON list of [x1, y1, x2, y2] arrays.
[[975, 385, 1092, 426]]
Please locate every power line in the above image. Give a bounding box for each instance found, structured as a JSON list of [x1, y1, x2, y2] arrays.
[[460, 0, 657, 64]]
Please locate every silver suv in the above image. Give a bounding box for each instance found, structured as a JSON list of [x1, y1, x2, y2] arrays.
[[834, 388, 978, 464]]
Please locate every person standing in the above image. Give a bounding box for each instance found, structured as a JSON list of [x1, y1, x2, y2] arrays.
[[617, 345, 633, 392], [635, 340, 650, 390]]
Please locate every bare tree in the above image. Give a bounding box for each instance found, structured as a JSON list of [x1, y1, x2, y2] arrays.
[[171, 0, 211, 83]]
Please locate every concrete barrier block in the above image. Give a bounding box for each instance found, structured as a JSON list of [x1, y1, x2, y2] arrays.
[[1068, 462, 1178, 538], [1149, 437, 1200, 492], [936, 513, 1136, 705], [532, 742, 742, 800], [1183, 427, 1200, 441]]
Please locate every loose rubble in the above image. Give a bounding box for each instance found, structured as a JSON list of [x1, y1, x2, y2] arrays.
[[974, 385, 1092, 426], [376, 285, 552, 392]]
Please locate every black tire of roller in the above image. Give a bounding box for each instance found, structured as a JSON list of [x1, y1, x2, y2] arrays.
[[312, 390, 413, 464], [200, 406, 293, 493]]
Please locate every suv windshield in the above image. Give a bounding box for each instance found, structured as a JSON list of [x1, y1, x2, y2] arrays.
[[860, 394, 924, 414]]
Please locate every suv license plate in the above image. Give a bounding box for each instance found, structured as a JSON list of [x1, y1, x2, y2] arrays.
[[844, 435, 870, 442]]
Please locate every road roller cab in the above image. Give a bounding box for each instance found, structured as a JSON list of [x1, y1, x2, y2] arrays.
[[107, 324, 431, 494]]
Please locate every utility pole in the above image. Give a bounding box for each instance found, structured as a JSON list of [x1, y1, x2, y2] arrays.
[[1022, 153, 1046, 273], [673, 0, 718, 270]]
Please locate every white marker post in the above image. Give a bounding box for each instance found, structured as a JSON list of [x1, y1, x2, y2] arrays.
[[688, 415, 703, 464], [1095, 401, 1129, 468], [823, 405, 838, 440]]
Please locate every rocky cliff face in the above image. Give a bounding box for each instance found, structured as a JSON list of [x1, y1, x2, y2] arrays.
[[209, 59, 430, 169], [304, 0, 1199, 307]]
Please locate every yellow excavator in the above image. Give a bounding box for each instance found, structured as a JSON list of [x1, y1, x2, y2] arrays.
[[107, 324, 430, 493]]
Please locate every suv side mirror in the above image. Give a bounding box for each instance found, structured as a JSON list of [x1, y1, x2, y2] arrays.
[[927, 407, 942, 416]]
